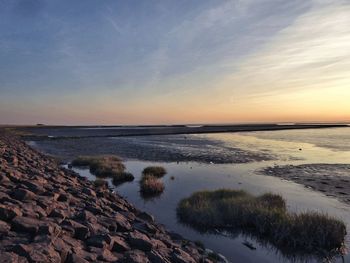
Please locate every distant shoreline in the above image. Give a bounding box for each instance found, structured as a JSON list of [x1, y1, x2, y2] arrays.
[[17, 123, 349, 140]]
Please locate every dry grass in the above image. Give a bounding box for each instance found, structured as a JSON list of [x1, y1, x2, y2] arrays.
[[71, 155, 133, 183], [112, 172, 134, 185], [142, 166, 167, 178], [140, 174, 165, 196], [177, 189, 346, 256]]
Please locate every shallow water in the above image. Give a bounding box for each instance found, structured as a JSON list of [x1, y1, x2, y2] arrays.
[[31, 127, 350, 263]]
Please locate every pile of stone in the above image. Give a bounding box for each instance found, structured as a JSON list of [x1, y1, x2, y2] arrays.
[[0, 130, 215, 263]]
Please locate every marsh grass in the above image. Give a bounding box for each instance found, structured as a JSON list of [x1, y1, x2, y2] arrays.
[[177, 189, 346, 257], [142, 166, 167, 178], [112, 172, 134, 185], [72, 155, 134, 183], [140, 174, 165, 196]]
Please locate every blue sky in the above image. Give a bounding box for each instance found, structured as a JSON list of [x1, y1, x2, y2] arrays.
[[1, 0, 349, 124]]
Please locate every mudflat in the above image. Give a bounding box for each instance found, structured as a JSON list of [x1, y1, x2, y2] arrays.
[[261, 164, 350, 205]]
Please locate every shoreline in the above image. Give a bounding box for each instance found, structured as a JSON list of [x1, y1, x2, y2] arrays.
[[0, 130, 219, 262], [18, 124, 349, 140]]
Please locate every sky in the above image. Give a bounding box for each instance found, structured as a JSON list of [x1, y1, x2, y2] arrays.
[[0, 0, 349, 125]]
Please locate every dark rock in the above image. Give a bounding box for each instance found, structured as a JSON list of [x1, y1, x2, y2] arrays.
[[128, 231, 153, 252], [111, 236, 131, 252], [171, 248, 197, 263], [86, 234, 112, 249], [82, 187, 96, 197], [0, 220, 10, 234], [0, 205, 22, 222], [138, 212, 155, 223], [57, 193, 69, 202], [0, 251, 29, 263], [122, 250, 150, 263], [66, 253, 89, 263], [10, 189, 35, 201], [11, 216, 40, 235], [48, 209, 67, 219]]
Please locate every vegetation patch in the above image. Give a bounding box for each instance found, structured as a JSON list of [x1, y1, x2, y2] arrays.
[[177, 189, 346, 258], [142, 166, 167, 178], [72, 155, 134, 183], [112, 172, 134, 185], [140, 174, 165, 196]]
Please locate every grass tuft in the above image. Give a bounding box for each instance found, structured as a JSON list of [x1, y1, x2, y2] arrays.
[[177, 189, 346, 257], [71, 155, 134, 183], [142, 166, 167, 178], [112, 172, 134, 185], [140, 174, 165, 196]]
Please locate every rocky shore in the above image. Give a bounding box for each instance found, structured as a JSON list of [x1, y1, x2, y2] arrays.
[[0, 130, 216, 263]]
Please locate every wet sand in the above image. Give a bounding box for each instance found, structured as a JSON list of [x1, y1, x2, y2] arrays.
[[261, 164, 350, 205]]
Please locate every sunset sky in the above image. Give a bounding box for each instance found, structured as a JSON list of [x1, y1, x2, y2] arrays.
[[0, 0, 349, 125]]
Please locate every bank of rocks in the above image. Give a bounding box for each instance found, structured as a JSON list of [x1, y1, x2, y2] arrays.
[[0, 131, 216, 263]]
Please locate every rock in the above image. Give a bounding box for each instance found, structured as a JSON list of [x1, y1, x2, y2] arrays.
[[0, 220, 10, 234], [0, 205, 22, 222], [111, 236, 131, 252], [66, 253, 89, 263], [86, 234, 112, 249], [138, 211, 155, 223], [74, 224, 90, 240], [10, 189, 35, 201], [128, 231, 153, 252], [10, 244, 30, 259], [21, 181, 45, 194], [11, 216, 41, 235], [76, 210, 97, 224], [57, 193, 69, 202], [171, 248, 197, 263], [147, 250, 171, 263], [123, 250, 150, 263], [115, 212, 132, 232], [0, 251, 29, 263], [82, 187, 96, 197], [92, 248, 119, 262], [48, 209, 67, 219]]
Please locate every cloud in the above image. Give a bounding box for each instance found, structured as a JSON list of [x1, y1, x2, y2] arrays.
[[215, 1, 350, 99]]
